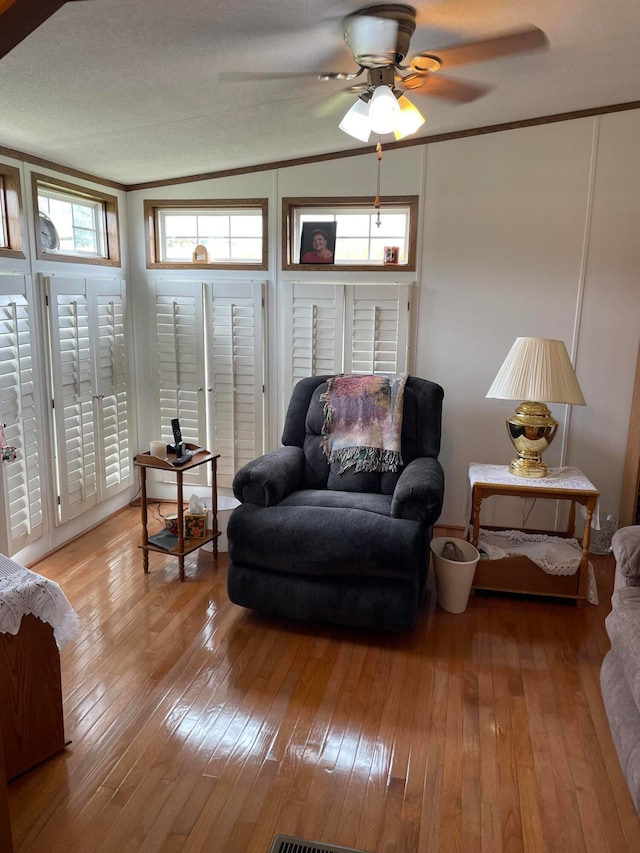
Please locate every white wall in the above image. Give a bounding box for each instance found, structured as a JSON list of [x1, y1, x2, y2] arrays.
[[129, 114, 640, 532], [420, 117, 597, 527], [3, 105, 639, 564]]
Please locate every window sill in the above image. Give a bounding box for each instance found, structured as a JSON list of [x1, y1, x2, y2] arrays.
[[36, 251, 120, 267], [282, 262, 415, 273], [146, 261, 268, 271], [0, 248, 26, 260]]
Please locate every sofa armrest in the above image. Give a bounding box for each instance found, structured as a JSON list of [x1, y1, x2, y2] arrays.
[[613, 526, 640, 587], [391, 457, 445, 526], [232, 446, 305, 507]]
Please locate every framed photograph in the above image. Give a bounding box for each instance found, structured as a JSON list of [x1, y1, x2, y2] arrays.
[[299, 222, 336, 264]]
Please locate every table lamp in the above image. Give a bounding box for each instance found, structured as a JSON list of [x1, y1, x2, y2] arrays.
[[486, 337, 586, 478]]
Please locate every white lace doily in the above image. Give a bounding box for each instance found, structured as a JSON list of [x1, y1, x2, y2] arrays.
[[467, 464, 600, 529], [477, 529, 598, 604], [0, 553, 81, 649]]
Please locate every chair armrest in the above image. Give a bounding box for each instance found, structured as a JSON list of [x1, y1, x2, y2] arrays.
[[232, 446, 305, 507], [391, 457, 445, 526]]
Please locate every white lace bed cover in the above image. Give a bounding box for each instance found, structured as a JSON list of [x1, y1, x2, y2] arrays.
[[477, 528, 598, 604], [0, 553, 81, 649], [468, 464, 600, 530]]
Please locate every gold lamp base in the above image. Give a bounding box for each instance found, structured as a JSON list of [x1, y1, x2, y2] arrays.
[[506, 401, 558, 478]]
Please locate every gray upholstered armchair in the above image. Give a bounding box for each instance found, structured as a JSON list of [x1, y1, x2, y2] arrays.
[[227, 375, 445, 630]]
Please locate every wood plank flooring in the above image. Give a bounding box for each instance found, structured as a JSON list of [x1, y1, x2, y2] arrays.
[[6, 508, 640, 852]]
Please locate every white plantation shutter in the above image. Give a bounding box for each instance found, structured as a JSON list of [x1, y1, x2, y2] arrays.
[[283, 281, 344, 397], [46, 275, 130, 523], [152, 281, 206, 484], [344, 284, 412, 375], [0, 275, 43, 555], [282, 282, 413, 398], [47, 276, 97, 522], [206, 281, 265, 489], [93, 281, 130, 498]]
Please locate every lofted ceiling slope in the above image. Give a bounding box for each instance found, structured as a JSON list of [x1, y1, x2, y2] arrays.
[[1, 0, 640, 186]]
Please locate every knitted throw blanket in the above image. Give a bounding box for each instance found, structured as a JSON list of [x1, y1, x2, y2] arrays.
[[320, 373, 407, 474]]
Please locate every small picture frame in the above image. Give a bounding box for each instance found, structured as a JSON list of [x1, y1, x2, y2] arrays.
[[383, 245, 400, 265], [300, 222, 337, 265], [192, 244, 209, 263]]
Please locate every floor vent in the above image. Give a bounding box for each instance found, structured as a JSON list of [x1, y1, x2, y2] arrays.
[[269, 836, 371, 853]]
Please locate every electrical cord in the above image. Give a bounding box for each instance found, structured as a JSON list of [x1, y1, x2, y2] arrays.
[[522, 497, 536, 527]]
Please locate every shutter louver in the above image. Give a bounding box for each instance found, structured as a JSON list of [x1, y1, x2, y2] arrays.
[[93, 281, 130, 497], [283, 282, 344, 396], [153, 281, 206, 485], [47, 277, 97, 522], [207, 282, 264, 489], [47, 275, 130, 523], [0, 276, 43, 555], [345, 284, 412, 375]]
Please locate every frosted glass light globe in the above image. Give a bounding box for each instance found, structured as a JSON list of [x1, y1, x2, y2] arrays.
[[368, 86, 400, 135]]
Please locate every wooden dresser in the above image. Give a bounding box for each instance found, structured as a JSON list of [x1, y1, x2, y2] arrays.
[[0, 555, 80, 783]]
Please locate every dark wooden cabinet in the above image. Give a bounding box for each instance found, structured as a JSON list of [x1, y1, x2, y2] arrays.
[[0, 731, 12, 853], [0, 614, 66, 783]]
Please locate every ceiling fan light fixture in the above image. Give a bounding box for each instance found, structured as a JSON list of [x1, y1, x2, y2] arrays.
[[339, 97, 372, 142], [344, 13, 400, 67], [393, 94, 425, 140], [368, 85, 401, 134]]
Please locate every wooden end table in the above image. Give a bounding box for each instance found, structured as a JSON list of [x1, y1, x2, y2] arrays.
[[467, 463, 599, 600], [134, 445, 220, 581]]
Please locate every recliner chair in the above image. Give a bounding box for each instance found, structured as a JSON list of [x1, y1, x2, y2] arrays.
[[227, 374, 445, 630]]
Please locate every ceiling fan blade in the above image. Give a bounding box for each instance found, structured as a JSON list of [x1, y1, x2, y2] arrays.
[[218, 70, 349, 83], [400, 73, 492, 103], [311, 89, 356, 119], [411, 25, 548, 71], [218, 64, 366, 84]]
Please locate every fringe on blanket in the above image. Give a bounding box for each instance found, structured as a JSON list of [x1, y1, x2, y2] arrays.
[[325, 445, 402, 474]]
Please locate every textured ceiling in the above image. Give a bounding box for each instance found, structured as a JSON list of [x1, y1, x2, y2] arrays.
[[1, 0, 640, 186]]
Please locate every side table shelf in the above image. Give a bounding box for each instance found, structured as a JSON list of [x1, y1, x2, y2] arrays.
[[467, 463, 599, 601], [134, 445, 221, 581]]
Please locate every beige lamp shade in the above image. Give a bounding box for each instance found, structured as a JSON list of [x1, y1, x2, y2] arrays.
[[486, 337, 586, 405]]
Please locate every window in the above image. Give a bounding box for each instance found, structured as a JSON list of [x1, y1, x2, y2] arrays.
[[283, 197, 418, 271], [32, 174, 121, 266], [0, 164, 25, 259], [145, 199, 268, 270]]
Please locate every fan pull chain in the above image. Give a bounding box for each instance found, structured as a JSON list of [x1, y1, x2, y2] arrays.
[[374, 140, 382, 228]]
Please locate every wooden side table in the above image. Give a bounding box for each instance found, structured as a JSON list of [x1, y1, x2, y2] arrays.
[[467, 463, 599, 600], [134, 445, 220, 581]]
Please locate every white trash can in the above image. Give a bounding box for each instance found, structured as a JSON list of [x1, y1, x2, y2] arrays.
[[430, 537, 480, 614]]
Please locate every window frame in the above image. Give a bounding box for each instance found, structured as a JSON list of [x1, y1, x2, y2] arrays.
[[0, 163, 25, 260], [31, 173, 121, 266], [282, 196, 418, 272], [144, 198, 269, 270]]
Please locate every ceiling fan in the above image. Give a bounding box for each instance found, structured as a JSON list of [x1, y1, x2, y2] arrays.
[[222, 4, 549, 107]]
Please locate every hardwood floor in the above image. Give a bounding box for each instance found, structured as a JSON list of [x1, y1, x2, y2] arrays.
[[7, 509, 640, 852]]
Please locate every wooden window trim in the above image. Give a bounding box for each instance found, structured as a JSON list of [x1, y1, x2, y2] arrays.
[[31, 172, 121, 267], [282, 196, 418, 272], [0, 163, 25, 259], [144, 198, 269, 270]]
